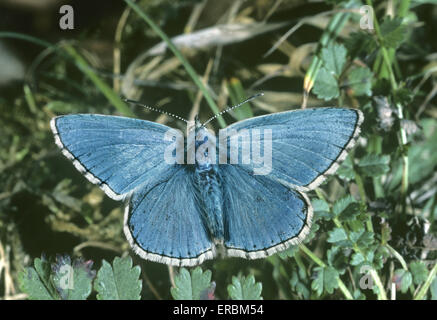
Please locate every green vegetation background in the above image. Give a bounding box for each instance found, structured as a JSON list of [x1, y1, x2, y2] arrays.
[[0, 0, 436, 300]]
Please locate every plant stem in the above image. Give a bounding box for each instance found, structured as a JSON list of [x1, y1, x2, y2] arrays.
[[315, 188, 326, 201], [333, 217, 387, 299], [414, 263, 437, 300], [368, 135, 385, 198], [354, 170, 374, 233], [23, 84, 37, 114], [354, 170, 367, 202], [386, 244, 408, 270], [369, 268, 388, 300], [398, 0, 412, 18], [365, 0, 409, 208], [124, 0, 226, 128], [299, 244, 354, 300], [299, 244, 325, 267]]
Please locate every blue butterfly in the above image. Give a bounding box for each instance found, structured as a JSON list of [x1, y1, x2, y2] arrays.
[[51, 102, 363, 266]]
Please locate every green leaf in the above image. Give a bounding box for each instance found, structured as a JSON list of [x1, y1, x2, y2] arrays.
[[313, 67, 340, 100], [277, 245, 299, 259], [356, 232, 375, 249], [312, 199, 331, 220], [228, 275, 263, 300], [380, 18, 407, 49], [289, 267, 310, 299], [327, 246, 347, 274], [311, 267, 324, 296], [345, 31, 377, 57], [358, 154, 390, 177], [431, 277, 437, 300], [394, 269, 413, 293], [333, 195, 354, 216], [51, 255, 95, 300], [409, 261, 429, 285], [324, 266, 340, 294], [349, 229, 375, 250], [327, 228, 348, 243], [94, 256, 142, 300], [18, 255, 96, 300], [33, 256, 53, 295], [18, 266, 55, 300], [304, 221, 320, 244], [347, 67, 373, 97], [394, 88, 414, 106], [311, 266, 339, 296], [350, 252, 365, 266], [337, 155, 355, 180], [374, 247, 389, 270], [349, 229, 365, 243], [171, 267, 212, 300], [333, 195, 360, 221], [321, 43, 347, 77]]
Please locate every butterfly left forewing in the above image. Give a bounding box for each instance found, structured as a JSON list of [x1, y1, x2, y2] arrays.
[[219, 107, 363, 191]]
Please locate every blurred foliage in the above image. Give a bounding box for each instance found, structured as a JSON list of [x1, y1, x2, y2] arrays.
[[0, 0, 436, 300]]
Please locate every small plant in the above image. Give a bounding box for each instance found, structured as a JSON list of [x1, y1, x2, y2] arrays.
[[19, 255, 142, 300], [19, 255, 265, 300]]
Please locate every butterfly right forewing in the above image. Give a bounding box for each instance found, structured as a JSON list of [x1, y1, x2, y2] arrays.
[[51, 114, 176, 200]]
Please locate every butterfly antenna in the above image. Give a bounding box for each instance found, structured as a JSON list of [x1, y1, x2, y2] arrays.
[[202, 92, 264, 127], [124, 98, 189, 123]]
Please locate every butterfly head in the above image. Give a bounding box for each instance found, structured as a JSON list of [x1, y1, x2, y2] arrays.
[[187, 115, 205, 136], [194, 115, 202, 129]]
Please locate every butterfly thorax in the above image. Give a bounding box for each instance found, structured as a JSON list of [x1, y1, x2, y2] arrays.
[[192, 125, 224, 243]]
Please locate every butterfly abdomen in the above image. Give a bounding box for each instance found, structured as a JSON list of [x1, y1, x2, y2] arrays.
[[193, 163, 224, 243]]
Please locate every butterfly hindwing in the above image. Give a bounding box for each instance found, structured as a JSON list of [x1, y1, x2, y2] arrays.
[[220, 108, 363, 191], [220, 164, 312, 257], [124, 166, 214, 266], [51, 114, 176, 200]]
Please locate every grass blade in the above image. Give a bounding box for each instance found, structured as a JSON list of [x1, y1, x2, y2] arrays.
[[0, 32, 133, 117], [123, 0, 226, 128]]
